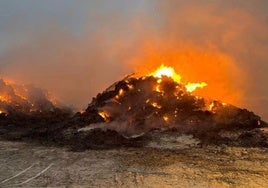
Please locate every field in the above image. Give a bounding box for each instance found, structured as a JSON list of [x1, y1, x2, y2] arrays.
[[0, 137, 267, 188]]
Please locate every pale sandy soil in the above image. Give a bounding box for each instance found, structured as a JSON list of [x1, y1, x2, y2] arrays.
[[0, 139, 267, 188]]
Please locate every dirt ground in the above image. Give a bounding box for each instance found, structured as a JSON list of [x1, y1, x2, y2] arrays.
[[0, 138, 267, 188]]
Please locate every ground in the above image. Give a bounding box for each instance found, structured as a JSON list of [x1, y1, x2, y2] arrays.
[[0, 139, 267, 188]]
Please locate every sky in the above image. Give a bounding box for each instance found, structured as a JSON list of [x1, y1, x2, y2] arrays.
[[0, 0, 147, 53], [0, 0, 267, 120]]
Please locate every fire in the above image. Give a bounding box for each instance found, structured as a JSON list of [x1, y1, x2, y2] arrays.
[[13, 87, 28, 101], [0, 109, 6, 116], [127, 84, 134, 90], [185, 82, 207, 93], [151, 102, 162, 109], [119, 89, 124, 96], [115, 89, 125, 99], [209, 102, 215, 111], [157, 79, 162, 84], [163, 115, 169, 122], [0, 78, 56, 114], [151, 64, 181, 83], [155, 85, 161, 92], [0, 95, 11, 103], [80, 66, 242, 133], [98, 111, 110, 121], [150, 64, 207, 93]]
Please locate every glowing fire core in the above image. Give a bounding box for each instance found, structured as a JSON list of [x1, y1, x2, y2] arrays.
[[150, 64, 207, 93]]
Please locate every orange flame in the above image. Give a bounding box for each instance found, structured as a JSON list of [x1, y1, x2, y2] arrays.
[[0, 79, 57, 113], [163, 115, 169, 122], [151, 102, 162, 109], [0, 95, 11, 103], [185, 82, 207, 93], [98, 111, 110, 121], [150, 64, 207, 93], [115, 89, 125, 100], [151, 64, 181, 83]]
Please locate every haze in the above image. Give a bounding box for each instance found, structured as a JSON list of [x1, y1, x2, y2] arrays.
[[0, 0, 267, 120]]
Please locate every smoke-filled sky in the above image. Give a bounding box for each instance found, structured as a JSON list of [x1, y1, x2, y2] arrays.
[[0, 0, 267, 120]]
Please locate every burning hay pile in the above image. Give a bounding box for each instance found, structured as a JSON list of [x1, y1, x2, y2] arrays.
[[0, 79, 55, 114], [0, 65, 267, 149]]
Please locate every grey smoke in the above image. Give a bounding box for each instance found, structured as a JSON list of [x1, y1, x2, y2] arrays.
[[0, 0, 267, 120]]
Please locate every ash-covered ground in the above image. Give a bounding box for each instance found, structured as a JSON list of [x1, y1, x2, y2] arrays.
[[0, 140, 267, 187], [0, 75, 268, 187]]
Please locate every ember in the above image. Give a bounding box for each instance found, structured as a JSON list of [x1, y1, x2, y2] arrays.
[[98, 111, 110, 121], [151, 64, 182, 83], [0, 79, 56, 114], [150, 64, 208, 93], [75, 64, 266, 140], [185, 82, 207, 92], [0, 65, 267, 149]]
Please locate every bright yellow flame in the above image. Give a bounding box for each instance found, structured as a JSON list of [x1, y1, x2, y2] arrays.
[[98, 111, 110, 121], [150, 64, 207, 93], [208, 101, 227, 111], [155, 85, 161, 92], [115, 89, 125, 99], [127, 84, 134, 90], [185, 82, 207, 93], [209, 102, 215, 111], [151, 64, 181, 83], [119, 89, 124, 96], [163, 115, 169, 122], [151, 102, 161, 109], [0, 110, 7, 116]]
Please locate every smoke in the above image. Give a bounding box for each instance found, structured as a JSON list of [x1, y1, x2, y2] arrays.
[[78, 75, 262, 138], [130, 0, 268, 120], [0, 1, 268, 120], [0, 24, 138, 109], [0, 79, 55, 113]]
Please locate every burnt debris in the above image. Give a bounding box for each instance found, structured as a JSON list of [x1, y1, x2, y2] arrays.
[[0, 76, 267, 150]]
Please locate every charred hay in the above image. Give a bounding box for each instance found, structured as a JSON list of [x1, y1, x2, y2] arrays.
[[0, 76, 267, 150]]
